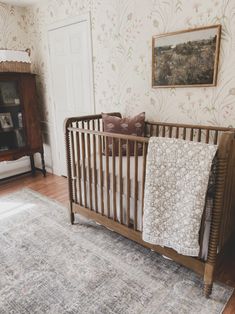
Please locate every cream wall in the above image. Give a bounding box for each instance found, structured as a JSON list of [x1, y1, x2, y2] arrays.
[[0, 3, 28, 49], [1, 0, 235, 174], [26, 0, 235, 128]]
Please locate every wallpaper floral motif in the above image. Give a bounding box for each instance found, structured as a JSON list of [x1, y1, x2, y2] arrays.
[[0, 0, 235, 168], [22, 0, 235, 128], [0, 3, 29, 49]]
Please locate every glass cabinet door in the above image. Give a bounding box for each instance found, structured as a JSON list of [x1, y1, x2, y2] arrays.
[[0, 81, 26, 152]]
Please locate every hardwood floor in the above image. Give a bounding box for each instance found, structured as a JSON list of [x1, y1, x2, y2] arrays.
[[0, 172, 68, 204], [0, 172, 234, 313]]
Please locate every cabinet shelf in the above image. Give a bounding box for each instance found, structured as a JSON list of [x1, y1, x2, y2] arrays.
[[0, 72, 46, 178], [0, 127, 24, 133], [0, 103, 21, 107]]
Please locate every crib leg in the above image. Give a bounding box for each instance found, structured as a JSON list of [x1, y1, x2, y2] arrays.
[[204, 283, 212, 298], [203, 263, 214, 298], [69, 202, 75, 225], [70, 212, 75, 225]]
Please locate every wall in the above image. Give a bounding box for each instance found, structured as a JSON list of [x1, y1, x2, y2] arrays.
[[26, 0, 235, 128], [0, 3, 31, 179], [24, 0, 119, 172], [0, 3, 28, 49], [1, 0, 235, 175]]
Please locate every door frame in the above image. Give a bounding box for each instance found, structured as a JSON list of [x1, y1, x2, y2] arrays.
[[47, 12, 95, 175]]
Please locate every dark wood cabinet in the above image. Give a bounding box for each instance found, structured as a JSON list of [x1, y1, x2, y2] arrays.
[[0, 72, 46, 178]]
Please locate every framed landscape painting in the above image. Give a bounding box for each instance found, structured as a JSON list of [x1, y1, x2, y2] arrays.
[[152, 25, 221, 88]]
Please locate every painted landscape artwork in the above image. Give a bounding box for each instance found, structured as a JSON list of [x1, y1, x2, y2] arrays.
[[152, 25, 221, 87]]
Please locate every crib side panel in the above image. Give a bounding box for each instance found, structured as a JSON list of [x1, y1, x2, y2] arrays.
[[218, 134, 235, 250], [65, 122, 148, 232]]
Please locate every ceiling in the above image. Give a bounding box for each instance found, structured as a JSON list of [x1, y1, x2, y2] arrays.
[[1, 0, 40, 6]]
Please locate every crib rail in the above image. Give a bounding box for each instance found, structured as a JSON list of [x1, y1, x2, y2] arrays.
[[65, 113, 234, 145], [145, 121, 234, 145]]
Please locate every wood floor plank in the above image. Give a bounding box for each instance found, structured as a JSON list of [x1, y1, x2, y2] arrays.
[[0, 173, 68, 204], [0, 172, 234, 312], [223, 291, 235, 314]]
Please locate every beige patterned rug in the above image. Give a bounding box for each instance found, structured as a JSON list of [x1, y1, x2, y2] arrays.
[[0, 189, 233, 314]]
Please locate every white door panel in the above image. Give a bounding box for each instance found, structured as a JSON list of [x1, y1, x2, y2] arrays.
[[49, 19, 93, 175]]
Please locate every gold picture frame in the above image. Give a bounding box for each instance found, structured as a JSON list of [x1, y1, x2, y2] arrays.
[[152, 24, 221, 88]]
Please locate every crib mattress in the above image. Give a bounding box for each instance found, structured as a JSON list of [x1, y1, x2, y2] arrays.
[[80, 154, 144, 198]]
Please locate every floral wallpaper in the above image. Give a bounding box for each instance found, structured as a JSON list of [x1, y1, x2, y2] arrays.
[[0, 3, 29, 50], [0, 0, 235, 168], [22, 0, 235, 128]]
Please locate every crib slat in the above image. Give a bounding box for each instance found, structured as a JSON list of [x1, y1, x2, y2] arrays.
[[126, 139, 130, 226], [87, 132, 93, 210], [197, 129, 202, 142], [214, 130, 218, 145], [206, 129, 210, 143], [70, 131, 77, 203], [76, 131, 82, 204], [112, 138, 117, 221], [141, 142, 147, 230], [183, 128, 187, 140], [119, 139, 123, 224], [81, 132, 87, 208], [162, 126, 166, 137], [105, 137, 110, 217], [156, 124, 159, 137], [134, 141, 138, 231], [176, 127, 179, 139], [144, 123, 148, 137], [190, 128, 194, 141], [169, 126, 172, 138], [98, 135, 104, 215], [93, 133, 98, 212]]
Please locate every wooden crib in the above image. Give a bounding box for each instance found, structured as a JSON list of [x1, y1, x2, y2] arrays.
[[64, 113, 235, 297]]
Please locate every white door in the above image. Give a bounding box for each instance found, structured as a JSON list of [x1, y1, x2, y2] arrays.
[[48, 17, 94, 176]]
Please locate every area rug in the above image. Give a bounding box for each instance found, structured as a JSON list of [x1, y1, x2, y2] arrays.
[[0, 189, 233, 314]]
